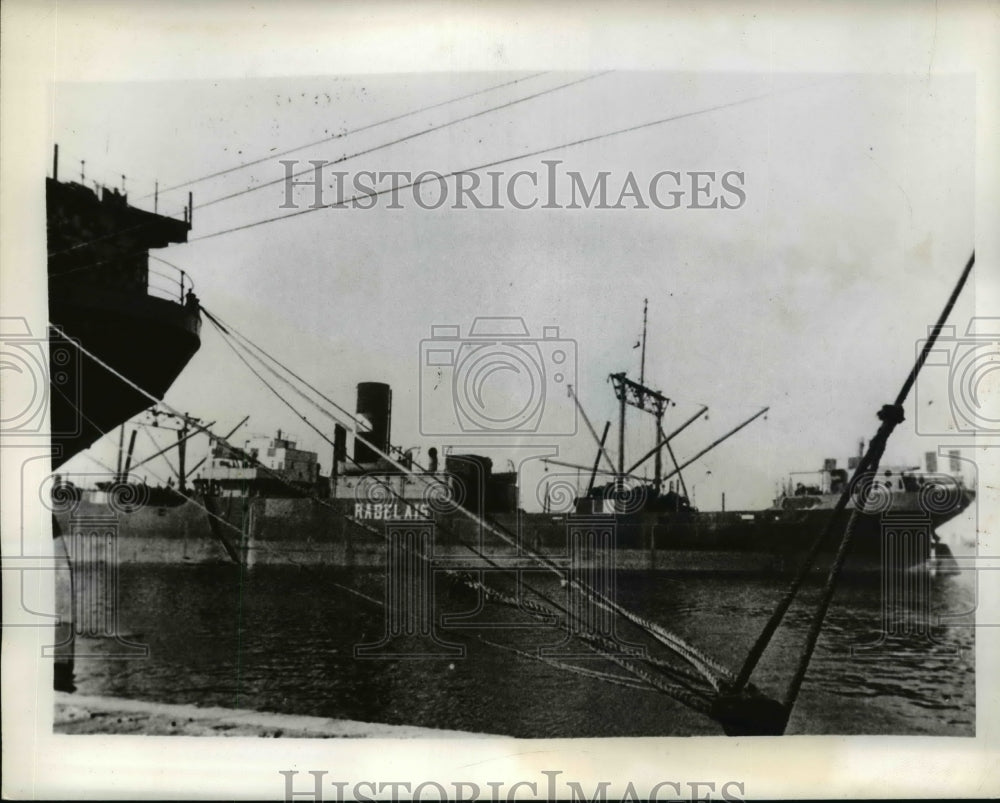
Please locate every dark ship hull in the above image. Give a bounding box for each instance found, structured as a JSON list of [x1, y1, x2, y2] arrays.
[[46, 172, 201, 468], [54, 481, 973, 575], [54, 380, 974, 575], [49, 292, 200, 466]]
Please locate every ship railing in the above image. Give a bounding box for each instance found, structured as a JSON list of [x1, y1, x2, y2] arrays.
[[332, 470, 455, 500], [147, 264, 194, 305]]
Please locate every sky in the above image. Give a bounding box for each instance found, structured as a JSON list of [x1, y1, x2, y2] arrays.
[[51, 71, 979, 510]]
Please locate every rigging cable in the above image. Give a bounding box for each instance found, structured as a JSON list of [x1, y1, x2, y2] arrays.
[[145, 72, 550, 197], [48, 72, 552, 260], [715, 251, 977, 736], [195, 72, 611, 211], [203, 304, 735, 685], [780, 251, 977, 715], [193, 76, 835, 243], [52, 73, 841, 282], [201, 307, 735, 702]]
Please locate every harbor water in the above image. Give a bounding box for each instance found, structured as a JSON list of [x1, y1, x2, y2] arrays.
[[66, 554, 975, 737]]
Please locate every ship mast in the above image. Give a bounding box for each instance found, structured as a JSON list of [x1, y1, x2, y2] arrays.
[[613, 298, 668, 491], [610, 372, 669, 490], [639, 297, 648, 387]]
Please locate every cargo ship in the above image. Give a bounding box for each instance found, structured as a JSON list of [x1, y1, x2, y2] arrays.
[[54, 378, 974, 575]]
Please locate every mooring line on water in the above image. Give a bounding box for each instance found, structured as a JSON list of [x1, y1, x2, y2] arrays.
[[291, 535, 716, 704], [56, 306, 746, 721], [324, 549, 717, 710], [423, 541, 725, 698], [477, 636, 656, 693], [476, 634, 714, 707], [54, 317, 730, 720], [206, 308, 730, 688], [324, 563, 711, 705], [465, 572, 720, 692]]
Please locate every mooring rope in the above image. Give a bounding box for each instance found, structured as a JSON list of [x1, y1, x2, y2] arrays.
[[463, 570, 721, 695], [779, 251, 976, 715], [56, 239, 974, 735], [52, 317, 728, 707], [204, 308, 732, 688], [478, 635, 657, 693], [49, 323, 385, 570], [725, 251, 975, 733]]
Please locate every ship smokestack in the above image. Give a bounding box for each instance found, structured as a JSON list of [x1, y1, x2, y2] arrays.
[[354, 382, 392, 464]]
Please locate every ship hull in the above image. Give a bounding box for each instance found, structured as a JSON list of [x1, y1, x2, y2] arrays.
[[53, 487, 972, 575], [49, 290, 200, 467]]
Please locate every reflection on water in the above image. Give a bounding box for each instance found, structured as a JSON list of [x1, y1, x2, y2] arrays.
[[70, 562, 975, 737]]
